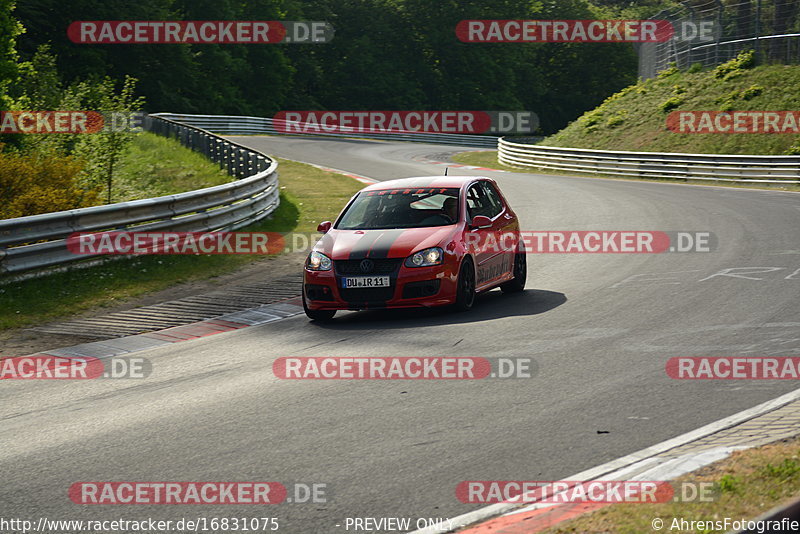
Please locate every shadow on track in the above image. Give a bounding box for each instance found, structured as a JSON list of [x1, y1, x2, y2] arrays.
[[308, 288, 566, 331]]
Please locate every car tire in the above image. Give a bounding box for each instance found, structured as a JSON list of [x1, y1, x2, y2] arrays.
[[501, 251, 526, 293], [303, 290, 336, 321], [453, 256, 476, 312]]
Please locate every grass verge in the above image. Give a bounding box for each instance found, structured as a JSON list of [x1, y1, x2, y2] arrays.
[[0, 151, 363, 331], [542, 57, 800, 155], [540, 436, 800, 534], [112, 132, 231, 202]]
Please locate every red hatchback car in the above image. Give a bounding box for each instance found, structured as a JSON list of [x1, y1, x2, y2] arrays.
[[302, 176, 526, 320]]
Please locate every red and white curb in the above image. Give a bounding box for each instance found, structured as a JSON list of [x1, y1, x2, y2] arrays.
[[302, 161, 379, 184], [409, 387, 800, 534], [17, 298, 304, 362]]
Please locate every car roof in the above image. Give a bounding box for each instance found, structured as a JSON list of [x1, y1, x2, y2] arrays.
[[360, 176, 487, 192]]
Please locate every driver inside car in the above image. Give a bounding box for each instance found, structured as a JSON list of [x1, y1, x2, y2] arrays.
[[443, 196, 458, 223], [419, 196, 458, 226]]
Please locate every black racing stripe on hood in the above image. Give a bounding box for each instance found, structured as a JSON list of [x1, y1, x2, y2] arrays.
[[347, 229, 405, 260]]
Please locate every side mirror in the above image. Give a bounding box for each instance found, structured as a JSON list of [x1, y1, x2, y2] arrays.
[[470, 215, 492, 229], [317, 221, 332, 233]]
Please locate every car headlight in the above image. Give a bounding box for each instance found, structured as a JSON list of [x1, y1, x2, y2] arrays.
[[306, 251, 332, 271], [405, 247, 444, 267]]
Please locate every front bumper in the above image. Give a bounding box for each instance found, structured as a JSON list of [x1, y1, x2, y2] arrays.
[[304, 259, 459, 310]]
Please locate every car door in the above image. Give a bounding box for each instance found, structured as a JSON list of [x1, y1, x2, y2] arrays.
[[465, 181, 503, 289], [479, 181, 516, 283]]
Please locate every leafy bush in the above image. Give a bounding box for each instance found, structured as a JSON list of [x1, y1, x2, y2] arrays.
[[580, 109, 604, 130], [657, 62, 679, 78], [717, 474, 741, 494], [741, 84, 764, 100], [688, 62, 704, 73], [716, 89, 741, 111], [602, 84, 637, 105], [760, 458, 800, 481], [660, 96, 684, 113], [714, 50, 756, 80], [715, 89, 741, 104], [606, 112, 627, 128], [5, 45, 145, 208], [714, 85, 764, 111], [785, 140, 800, 155], [0, 147, 101, 218]]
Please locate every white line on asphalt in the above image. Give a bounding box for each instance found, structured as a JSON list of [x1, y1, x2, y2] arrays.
[[407, 386, 800, 534]]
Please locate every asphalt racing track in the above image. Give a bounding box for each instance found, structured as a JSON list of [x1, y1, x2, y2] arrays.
[[2, 135, 800, 533]]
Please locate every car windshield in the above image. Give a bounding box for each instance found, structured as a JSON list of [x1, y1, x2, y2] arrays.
[[336, 187, 460, 230]]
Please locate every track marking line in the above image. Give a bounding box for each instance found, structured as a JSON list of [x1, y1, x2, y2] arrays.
[[291, 160, 379, 184], [408, 387, 800, 534]]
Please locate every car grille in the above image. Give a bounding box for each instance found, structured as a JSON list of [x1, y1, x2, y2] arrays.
[[339, 287, 395, 304], [334, 258, 402, 275]]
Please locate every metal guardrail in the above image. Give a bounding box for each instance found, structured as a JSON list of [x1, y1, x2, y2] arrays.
[[0, 115, 279, 275], [730, 495, 800, 533], [498, 137, 800, 184], [152, 113, 500, 148]]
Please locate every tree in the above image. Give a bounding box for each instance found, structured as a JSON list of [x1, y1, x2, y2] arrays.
[[0, 0, 23, 109], [13, 44, 61, 108], [72, 76, 145, 203]]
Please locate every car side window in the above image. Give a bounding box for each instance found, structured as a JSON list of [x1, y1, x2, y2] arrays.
[[466, 184, 489, 220], [480, 182, 504, 218]]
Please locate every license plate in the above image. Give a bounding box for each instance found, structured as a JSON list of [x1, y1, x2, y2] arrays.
[[341, 276, 391, 288]]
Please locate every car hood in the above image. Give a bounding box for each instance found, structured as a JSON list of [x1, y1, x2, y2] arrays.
[[316, 226, 458, 260]]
